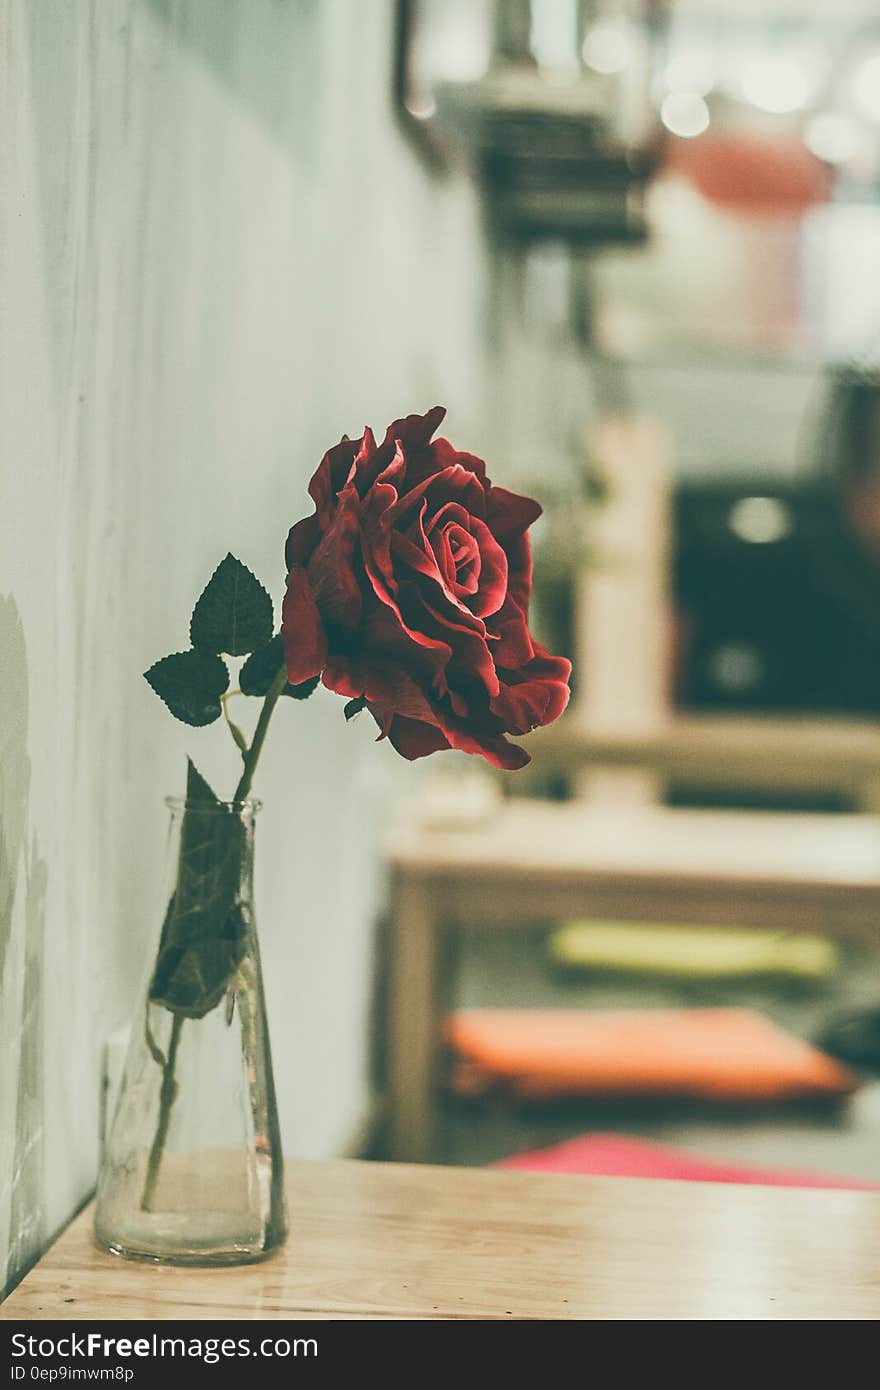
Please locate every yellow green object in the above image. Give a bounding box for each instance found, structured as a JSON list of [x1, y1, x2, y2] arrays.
[[548, 921, 838, 983]]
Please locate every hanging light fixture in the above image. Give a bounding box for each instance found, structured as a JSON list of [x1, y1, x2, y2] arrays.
[[395, 0, 668, 246]]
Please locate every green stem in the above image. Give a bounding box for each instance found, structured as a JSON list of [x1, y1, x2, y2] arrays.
[[140, 666, 287, 1212], [221, 691, 248, 759], [233, 665, 287, 804], [141, 1012, 184, 1211]]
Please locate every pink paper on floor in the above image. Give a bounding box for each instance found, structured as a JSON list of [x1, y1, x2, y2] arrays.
[[495, 1132, 880, 1191]]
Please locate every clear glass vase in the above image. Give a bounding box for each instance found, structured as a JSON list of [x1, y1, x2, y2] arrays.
[[94, 790, 287, 1265]]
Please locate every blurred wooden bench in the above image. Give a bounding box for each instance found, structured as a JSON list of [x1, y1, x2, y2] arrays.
[[525, 713, 880, 810], [385, 799, 880, 1161]]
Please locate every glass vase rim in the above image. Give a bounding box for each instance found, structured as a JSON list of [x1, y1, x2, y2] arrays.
[[164, 794, 262, 816]]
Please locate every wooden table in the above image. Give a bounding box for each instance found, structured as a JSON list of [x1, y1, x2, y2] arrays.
[[3, 1159, 880, 1320], [386, 801, 880, 1160]]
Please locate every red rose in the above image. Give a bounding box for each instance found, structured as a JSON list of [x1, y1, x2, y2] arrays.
[[282, 407, 571, 769]]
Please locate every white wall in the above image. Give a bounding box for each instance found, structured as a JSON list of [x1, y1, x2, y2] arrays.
[[0, 0, 489, 1290]]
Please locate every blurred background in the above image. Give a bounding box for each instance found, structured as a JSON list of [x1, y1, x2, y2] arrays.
[[5, 0, 880, 1292]]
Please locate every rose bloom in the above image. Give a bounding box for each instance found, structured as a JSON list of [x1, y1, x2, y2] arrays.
[[282, 407, 571, 769]]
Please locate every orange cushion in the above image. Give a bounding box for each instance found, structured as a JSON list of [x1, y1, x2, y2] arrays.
[[445, 1008, 857, 1103]]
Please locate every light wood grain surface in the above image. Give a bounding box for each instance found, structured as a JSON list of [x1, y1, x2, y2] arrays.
[[4, 1159, 880, 1320]]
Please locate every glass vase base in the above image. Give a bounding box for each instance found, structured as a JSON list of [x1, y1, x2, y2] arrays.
[[94, 1209, 282, 1266]]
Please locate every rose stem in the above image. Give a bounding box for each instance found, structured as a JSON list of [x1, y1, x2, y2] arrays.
[[233, 664, 288, 804], [140, 663, 289, 1213], [141, 1013, 184, 1211]]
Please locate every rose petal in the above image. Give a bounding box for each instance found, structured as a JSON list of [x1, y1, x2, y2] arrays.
[[486, 485, 542, 540], [307, 437, 359, 525], [383, 713, 452, 761], [391, 464, 486, 528], [359, 599, 454, 694], [359, 506, 457, 684], [354, 425, 379, 472], [426, 500, 473, 535], [490, 646, 572, 734], [441, 720, 532, 770], [285, 513, 321, 571], [360, 441, 405, 600], [325, 656, 438, 725], [430, 436, 488, 484], [381, 695, 531, 770], [462, 515, 508, 618], [306, 483, 363, 628], [503, 532, 533, 611], [382, 405, 447, 452], [418, 592, 499, 698], [438, 522, 480, 595], [282, 566, 328, 684], [489, 595, 534, 669], [321, 657, 363, 701], [354, 425, 403, 499]]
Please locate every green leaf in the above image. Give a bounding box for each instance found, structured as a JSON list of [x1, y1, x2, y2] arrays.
[[149, 760, 248, 1019], [150, 902, 248, 1018], [344, 696, 367, 721], [190, 553, 274, 656], [144, 650, 229, 726], [286, 674, 320, 700], [240, 633, 320, 701], [183, 756, 218, 806], [239, 635, 283, 695]]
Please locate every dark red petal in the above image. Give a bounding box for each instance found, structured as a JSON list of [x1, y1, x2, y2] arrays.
[[282, 566, 328, 684], [285, 514, 320, 571], [430, 524, 460, 589], [426, 500, 472, 533], [324, 658, 446, 748], [382, 405, 447, 453], [486, 485, 542, 540], [499, 531, 534, 619], [379, 699, 531, 770], [438, 522, 481, 596], [430, 436, 488, 483], [381, 713, 453, 761], [393, 501, 485, 626], [359, 505, 456, 681], [391, 465, 487, 528], [360, 440, 405, 600], [354, 426, 378, 469], [391, 529, 484, 651], [358, 430, 407, 502], [464, 515, 508, 618], [419, 594, 499, 698], [490, 595, 535, 668], [393, 506, 506, 646], [321, 657, 363, 701], [305, 483, 363, 628], [441, 721, 531, 770], [359, 598, 454, 693], [490, 648, 572, 734], [307, 437, 359, 524], [391, 513, 442, 584]]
